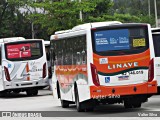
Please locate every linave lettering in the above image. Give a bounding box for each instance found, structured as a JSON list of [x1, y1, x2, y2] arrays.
[[108, 62, 138, 70]]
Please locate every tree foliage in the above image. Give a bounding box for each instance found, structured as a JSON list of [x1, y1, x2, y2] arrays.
[[0, 0, 158, 39], [0, 0, 32, 38]]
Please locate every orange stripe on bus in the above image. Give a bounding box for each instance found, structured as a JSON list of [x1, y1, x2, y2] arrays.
[[55, 65, 87, 86], [90, 80, 157, 98], [93, 49, 150, 73], [26, 63, 30, 81]]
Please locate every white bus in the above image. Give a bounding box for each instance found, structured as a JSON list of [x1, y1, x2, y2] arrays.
[[50, 21, 157, 112], [44, 40, 50, 47], [44, 40, 53, 89], [151, 28, 160, 93], [0, 37, 48, 95]]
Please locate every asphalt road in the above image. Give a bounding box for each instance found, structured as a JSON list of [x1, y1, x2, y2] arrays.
[[0, 89, 160, 118]]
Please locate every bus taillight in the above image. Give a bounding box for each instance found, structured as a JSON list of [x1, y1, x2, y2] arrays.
[[90, 63, 100, 86], [91, 28, 96, 31], [42, 63, 47, 78], [4, 66, 11, 81], [148, 58, 154, 82]]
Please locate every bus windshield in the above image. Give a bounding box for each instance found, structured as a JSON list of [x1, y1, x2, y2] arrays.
[[91, 25, 149, 56], [5, 41, 43, 61], [152, 33, 160, 57]]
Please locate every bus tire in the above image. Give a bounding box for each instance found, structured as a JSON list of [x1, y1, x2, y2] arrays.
[[57, 82, 60, 99], [32, 89, 38, 96], [26, 89, 38, 96], [0, 91, 7, 97], [13, 90, 20, 94], [124, 101, 132, 109], [57, 82, 69, 108], [26, 90, 32, 96], [133, 102, 141, 108], [75, 87, 84, 112], [86, 106, 94, 112], [60, 99, 69, 108]]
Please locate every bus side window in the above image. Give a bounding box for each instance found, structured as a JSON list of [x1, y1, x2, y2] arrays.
[[82, 50, 86, 64], [76, 52, 81, 65]]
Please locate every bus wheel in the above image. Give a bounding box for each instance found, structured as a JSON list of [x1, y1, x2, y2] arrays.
[[58, 86, 69, 108], [26, 89, 38, 96], [13, 90, 21, 94], [0, 91, 7, 97], [86, 106, 94, 112], [133, 102, 141, 108], [75, 88, 84, 112], [124, 100, 132, 109], [60, 99, 69, 108], [32, 89, 38, 96]]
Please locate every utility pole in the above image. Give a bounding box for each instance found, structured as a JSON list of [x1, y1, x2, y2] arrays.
[[31, 22, 34, 39], [31, 0, 36, 39], [79, 0, 82, 21], [148, 0, 150, 17], [154, 0, 158, 27]]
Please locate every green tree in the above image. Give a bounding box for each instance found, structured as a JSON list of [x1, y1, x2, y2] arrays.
[[0, 0, 158, 39], [112, 0, 156, 26], [0, 0, 32, 38], [28, 0, 97, 38], [28, 0, 114, 37]]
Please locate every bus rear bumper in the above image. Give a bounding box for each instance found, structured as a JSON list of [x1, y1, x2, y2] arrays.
[[90, 80, 157, 99], [3, 78, 49, 90]]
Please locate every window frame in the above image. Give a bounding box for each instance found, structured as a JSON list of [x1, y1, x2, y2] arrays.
[[152, 33, 160, 57], [91, 24, 149, 56], [5, 40, 43, 61], [50, 35, 87, 66]]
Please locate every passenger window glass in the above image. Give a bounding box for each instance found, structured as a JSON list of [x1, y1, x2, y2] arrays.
[[51, 35, 87, 66]]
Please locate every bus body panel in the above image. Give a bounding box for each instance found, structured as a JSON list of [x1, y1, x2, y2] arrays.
[[153, 57, 160, 86], [148, 26, 155, 59], [152, 28, 160, 89], [89, 24, 157, 98], [75, 83, 90, 102], [0, 39, 49, 91], [0, 65, 3, 91], [51, 22, 157, 109], [93, 50, 150, 86], [51, 30, 90, 102], [0, 44, 3, 90], [2, 59, 48, 90], [90, 80, 157, 99]]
